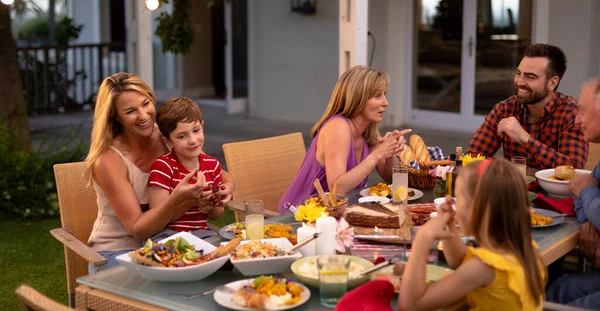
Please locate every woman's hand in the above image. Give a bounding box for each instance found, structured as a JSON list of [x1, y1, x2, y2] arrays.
[[372, 131, 403, 160], [171, 170, 205, 203], [218, 183, 234, 206]]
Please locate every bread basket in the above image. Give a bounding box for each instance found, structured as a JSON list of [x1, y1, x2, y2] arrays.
[[408, 168, 435, 188]]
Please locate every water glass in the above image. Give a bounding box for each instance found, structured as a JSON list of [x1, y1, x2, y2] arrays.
[[318, 256, 351, 308], [511, 156, 527, 179], [410, 226, 438, 265], [392, 166, 409, 204], [245, 200, 264, 240]]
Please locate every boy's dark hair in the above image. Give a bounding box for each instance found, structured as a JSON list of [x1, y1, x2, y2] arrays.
[[157, 97, 203, 139], [523, 44, 567, 90]]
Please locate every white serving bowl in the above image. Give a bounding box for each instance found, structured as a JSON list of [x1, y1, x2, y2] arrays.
[[535, 169, 592, 199], [290, 255, 374, 289], [116, 231, 230, 282], [225, 238, 302, 276], [434, 197, 456, 210]]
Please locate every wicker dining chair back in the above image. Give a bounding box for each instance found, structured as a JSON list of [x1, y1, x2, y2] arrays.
[[15, 284, 74, 311], [52, 162, 99, 305], [585, 143, 600, 171], [223, 132, 306, 221]]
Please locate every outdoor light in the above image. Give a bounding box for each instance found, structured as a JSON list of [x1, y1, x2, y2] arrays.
[[291, 0, 316, 15], [145, 0, 159, 11], [1, 0, 15, 5]]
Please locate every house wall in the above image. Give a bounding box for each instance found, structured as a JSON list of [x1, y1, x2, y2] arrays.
[[69, 0, 100, 43], [183, 2, 214, 98], [248, 0, 339, 123]]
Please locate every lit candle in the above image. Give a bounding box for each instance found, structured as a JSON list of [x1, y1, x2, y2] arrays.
[[296, 223, 318, 257], [316, 213, 337, 255]]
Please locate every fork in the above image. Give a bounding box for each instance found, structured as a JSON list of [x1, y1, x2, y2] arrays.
[[170, 285, 235, 300]]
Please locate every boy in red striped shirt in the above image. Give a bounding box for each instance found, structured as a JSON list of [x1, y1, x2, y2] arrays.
[[148, 97, 226, 237]]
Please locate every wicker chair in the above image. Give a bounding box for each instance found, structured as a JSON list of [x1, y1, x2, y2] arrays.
[[585, 143, 600, 171], [15, 284, 74, 311], [223, 132, 306, 221], [50, 162, 106, 307]]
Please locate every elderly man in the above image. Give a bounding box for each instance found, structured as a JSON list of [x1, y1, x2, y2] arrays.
[[546, 78, 600, 309], [467, 44, 588, 169]]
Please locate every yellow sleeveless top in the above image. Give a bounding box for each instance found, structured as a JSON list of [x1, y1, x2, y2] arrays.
[[463, 246, 544, 310]]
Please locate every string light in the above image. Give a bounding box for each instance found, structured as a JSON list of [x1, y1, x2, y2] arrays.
[[145, 0, 159, 11], [1, 0, 15, 5]]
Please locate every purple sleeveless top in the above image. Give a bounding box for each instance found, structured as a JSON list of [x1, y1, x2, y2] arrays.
[[278, 115, 369, 213]]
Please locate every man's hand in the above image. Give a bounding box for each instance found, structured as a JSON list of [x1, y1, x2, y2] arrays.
[[497, 117, 530, 144], [569, 174, 598, 198]]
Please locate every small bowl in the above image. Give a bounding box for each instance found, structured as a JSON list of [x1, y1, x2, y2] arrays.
[[433, 197, 456, 210], [290, 255, 374, 289], [304, 192, 349, 220], [225, 238, 302, 276], [528, 191, 537, 202], [535, 169, 592, 199]]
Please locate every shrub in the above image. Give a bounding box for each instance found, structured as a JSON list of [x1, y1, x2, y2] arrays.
[[0, 121, 88, 220]]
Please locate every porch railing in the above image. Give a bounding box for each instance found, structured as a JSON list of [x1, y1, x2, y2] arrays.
[[16, 42, 127, 115]]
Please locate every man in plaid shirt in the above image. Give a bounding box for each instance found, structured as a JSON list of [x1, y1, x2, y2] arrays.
[[467, 44, 588, 169]]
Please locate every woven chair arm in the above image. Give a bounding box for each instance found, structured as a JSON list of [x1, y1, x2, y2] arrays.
[[227, 200, 281, 218], [50, 228, 107, 266]]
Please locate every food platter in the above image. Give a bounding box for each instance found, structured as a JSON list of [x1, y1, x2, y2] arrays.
[[359, 187, 423, 201], [213, 278, 311, 310], [532, 208, 564, 228], [219, 220, 290, 240]]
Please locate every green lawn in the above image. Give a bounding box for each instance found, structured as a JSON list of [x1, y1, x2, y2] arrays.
[[0, 209, 236, 310]]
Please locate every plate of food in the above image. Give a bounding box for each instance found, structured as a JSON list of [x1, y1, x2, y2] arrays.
[[290, 255, 374, 289], [220, 222, 298, 244], [115, 232, 240, 282], [214, 275, 310, 310], [531, 208, 564, 228], [371, 261, 454, 292], [360, 182, 423, 201], [226, 238, 303, 276]]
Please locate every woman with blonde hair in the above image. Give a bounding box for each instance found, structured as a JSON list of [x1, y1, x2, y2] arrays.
[[278, 65, 410, 212], [85, 72, 233, 272]]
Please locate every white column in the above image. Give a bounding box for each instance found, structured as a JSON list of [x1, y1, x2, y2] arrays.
[[339, 0, 369, 76], [225, 0, 247, 114], [126, 0, 154, 89], [532, 0, 549, 43]]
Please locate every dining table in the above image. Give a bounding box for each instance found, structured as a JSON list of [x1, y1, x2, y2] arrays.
[[75, 186, 581, 311]]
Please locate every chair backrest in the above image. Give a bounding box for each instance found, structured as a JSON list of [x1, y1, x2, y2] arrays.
[[223, 132, 306, 216], [53, 162, 98, 300], [15, 284, 73, 311], [585, 143, 600, 171]]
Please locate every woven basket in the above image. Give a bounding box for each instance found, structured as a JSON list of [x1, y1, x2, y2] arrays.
[[408, 168, 435, 188]]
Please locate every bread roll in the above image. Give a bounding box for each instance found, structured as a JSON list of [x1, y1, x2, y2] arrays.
[[555, 165, 575, 180], [400, 145, 416, 165], [410, 134, 431, 164]]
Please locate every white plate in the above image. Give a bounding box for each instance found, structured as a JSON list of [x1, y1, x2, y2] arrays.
[[360, 187, 423, 201], [532, 208, 565, 228], [225, 238, 302, 276], [358, 196, 391, 204], [214, 278, 311, 310], [115, 231, 229, 282], [219, 220, 281, 240]]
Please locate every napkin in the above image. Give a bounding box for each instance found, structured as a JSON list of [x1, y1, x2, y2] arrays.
[[528, 181, 541, 191], [533, 193, 575, 216], [409, 146, 446, 169], [335, 280, 395, 311]]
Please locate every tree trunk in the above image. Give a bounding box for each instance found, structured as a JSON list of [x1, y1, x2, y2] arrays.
[[48, 0, 56, 43], [0, 4, 31, 149]]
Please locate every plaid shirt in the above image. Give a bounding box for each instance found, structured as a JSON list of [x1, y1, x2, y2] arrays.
[[467, 92, 588, 169]]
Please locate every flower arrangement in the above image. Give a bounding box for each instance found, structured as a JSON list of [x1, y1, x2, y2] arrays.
[[294, 201, 328, 224], [335, 218, 355, 253], [462, 154, 486, 166], [430, 165, 450, 198], [430, 165, 451, 180]]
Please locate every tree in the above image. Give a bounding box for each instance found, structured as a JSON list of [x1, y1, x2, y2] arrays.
[[0, 3, 31, 150]]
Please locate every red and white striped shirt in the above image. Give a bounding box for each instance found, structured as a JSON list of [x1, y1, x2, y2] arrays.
[[149, 150, 223, 231]]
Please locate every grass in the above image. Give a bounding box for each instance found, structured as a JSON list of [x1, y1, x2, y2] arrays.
[[0, 209, 235, 310]]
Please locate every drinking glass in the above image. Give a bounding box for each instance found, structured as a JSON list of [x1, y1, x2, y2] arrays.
[[392, 165, 409, 204], [410, 226, 438, 265], [245, 200, 264, 240], [318, 256, 351, 308], [511, 156, 527, 179]]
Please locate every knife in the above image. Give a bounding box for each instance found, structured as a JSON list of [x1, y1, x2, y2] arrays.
[[360, 257, 404, 276]]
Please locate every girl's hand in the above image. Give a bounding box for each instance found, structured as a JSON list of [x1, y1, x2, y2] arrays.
[[418, 212, 457, 241]]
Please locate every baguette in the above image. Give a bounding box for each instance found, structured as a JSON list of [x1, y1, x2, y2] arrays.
[[400, 145, 416, 165], [209, 237, 241, 259], [410, 134, 431, 164]]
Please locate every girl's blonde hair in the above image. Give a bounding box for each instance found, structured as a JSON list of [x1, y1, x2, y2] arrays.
[[461, 159, 545, 306], [311, 65, 389, 146], [84, 72, 156, 182]]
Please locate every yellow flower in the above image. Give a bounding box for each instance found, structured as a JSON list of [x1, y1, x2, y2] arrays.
[[462, 153, 486, 166], [294, 202, 328, 224]]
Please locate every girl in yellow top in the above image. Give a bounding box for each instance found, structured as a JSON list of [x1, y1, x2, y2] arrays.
[[399, 158, 546, 310]]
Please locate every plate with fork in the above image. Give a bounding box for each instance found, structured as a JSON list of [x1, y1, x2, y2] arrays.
[[213, 278, 311, 310]]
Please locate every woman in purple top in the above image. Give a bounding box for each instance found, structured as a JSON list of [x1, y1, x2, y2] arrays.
[[278, 66, 411, 213]]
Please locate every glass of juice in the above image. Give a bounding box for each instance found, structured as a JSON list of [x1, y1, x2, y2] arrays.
[[511, 156, 527, 179], [318, 256, 351, 308], [244, 200, 264, 240]]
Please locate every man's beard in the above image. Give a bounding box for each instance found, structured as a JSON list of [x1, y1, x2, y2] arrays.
[[515, 85, 549, 105]]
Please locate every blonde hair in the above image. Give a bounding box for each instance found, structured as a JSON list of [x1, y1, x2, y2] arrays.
[[461, 159, 545, 306], [84, 72, 156, 182], [311, 65, 389, 146]]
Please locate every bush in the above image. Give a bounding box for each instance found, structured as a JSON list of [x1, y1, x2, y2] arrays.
[[0, 121, 88, 220]]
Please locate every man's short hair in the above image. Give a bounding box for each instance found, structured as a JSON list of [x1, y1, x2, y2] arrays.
[[157, 97, 203, 139], [524, 44, 567, 90]]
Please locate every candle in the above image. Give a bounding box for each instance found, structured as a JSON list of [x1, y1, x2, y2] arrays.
[[316, 213, 337, 255], [296, 223, 318, 257]]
